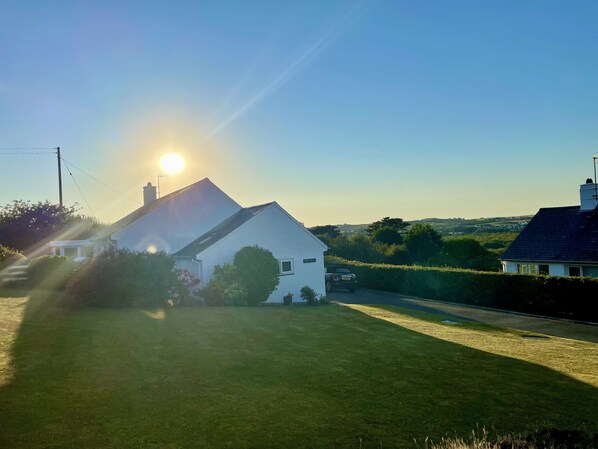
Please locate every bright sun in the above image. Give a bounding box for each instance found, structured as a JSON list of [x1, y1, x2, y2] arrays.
[[159, 153, 185, 174]]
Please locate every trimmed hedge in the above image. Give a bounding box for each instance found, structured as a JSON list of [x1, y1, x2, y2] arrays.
[[326, 256, 598, 322]]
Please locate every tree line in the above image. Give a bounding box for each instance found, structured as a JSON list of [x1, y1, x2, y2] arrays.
[[310, 217, 500, 271]]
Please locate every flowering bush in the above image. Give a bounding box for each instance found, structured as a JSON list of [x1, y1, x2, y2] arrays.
[[167, 268, 201, 306]]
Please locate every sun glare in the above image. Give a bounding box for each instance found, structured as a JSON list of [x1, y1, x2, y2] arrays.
[[159, 153, 185, 174]]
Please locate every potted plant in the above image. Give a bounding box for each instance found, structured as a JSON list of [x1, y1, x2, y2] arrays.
[[283, 292, 293, 305]]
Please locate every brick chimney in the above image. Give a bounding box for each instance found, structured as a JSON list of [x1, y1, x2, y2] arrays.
[[143, 182, 157, 206]]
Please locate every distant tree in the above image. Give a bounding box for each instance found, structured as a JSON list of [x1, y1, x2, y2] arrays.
[[430, 238, 500, 271], [404, 224, 443, 264], [0, 200, 102, 252], [308, 225, 341, 239], [440, 239, 488, 266], [233, 246, 280, 305], [326, 234, 385, 264], [365, 217, 409, 245]]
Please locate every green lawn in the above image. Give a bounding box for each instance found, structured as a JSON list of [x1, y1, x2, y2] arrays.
[[1, 291, 597, 449]]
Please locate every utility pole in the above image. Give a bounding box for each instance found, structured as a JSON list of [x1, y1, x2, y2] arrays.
[[57, 146, 63, 207]]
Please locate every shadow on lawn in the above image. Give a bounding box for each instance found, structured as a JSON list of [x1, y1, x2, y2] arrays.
[[1, 293, 597, 449]]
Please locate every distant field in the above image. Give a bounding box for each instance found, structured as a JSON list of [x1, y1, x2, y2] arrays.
[[335, 216, 529, 240], [444, 231, 520, 255], [1, 291, 596, 449]]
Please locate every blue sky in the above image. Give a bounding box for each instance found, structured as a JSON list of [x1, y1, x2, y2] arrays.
[[1, 0, 597, 226]]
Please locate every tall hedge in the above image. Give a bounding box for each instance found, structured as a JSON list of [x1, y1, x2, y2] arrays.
[[326, 256, 598, 321], [66, 249, 177, 307]]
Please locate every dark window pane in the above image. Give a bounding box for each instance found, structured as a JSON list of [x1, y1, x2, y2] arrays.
[[539, 265, 549, 275], [568, 266, 581, 277], [281, 261, 292, 272]]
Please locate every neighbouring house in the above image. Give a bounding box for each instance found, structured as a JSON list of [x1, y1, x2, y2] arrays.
[[50, 178, 328, 302], [501, 178, 598, 277]]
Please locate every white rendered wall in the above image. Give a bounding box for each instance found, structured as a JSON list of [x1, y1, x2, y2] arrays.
[[196, 204, 327, 303], [114, 179, 241, 254], [502, 261, 518, 273], [548, 264, 566, 276]]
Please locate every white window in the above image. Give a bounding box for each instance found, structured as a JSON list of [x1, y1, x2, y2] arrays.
[[517, 264, 539, 275], [279, 259, 294, 275]]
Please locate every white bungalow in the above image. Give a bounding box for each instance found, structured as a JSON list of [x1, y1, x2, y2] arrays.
[[54, 179, 328, 303], [501, 178, 598, 277]]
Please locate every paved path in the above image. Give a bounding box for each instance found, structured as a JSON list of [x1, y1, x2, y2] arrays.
[[329, 289, 598, 343]]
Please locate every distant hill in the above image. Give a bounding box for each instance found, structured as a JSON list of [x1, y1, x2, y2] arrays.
[[334, 215, 532, 236], [329, 216, 532, 256]]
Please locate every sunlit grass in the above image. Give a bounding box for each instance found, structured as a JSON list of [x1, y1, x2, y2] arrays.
[[0, 293, 597, 448], [342, 304, 598, 387]]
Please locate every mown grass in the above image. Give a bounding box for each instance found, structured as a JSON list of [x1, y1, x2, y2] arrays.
[[0, 291, 597, 449]]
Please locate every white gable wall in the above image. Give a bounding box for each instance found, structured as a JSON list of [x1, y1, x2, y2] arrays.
[[194, 203, 327, 303], [114, 180, 242, 254]]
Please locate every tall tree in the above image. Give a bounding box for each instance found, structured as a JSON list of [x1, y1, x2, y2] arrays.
[[0, 200, 102, 252], [308, 225, 341, 239], [365, 217, 409, 245], [404, 223, 443, 264]]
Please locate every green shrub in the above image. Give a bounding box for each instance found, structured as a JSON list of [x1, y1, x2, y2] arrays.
[[300, 285, 318, 305], [66, 249, 178, 307], [318, 295, 330, 305], [202, 264, 248, 306], [325, 256, 598, 321], [28, 255, 75, 289], [0, 245, 26, 269], [233, 246, 280, 305]]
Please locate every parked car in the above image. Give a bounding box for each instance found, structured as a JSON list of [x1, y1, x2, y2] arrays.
[[325, 265, 357, 292]]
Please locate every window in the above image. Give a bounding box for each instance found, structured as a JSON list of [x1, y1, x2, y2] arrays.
[[539, 264, 549, 275], [64, 247, 78, 258], [568, 266, 582, 277], [279, 259, 294, 275], [517, 264, 539, 275]]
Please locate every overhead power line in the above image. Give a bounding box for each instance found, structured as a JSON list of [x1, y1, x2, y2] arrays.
[[0, 147, 56, 150], [62, 159, 94, 216], [60, 157, 141, 206]]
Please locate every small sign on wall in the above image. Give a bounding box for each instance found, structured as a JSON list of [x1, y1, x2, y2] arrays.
[[303, 258, 316, 264]]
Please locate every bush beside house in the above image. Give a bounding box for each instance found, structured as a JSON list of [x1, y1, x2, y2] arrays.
[[66, 250, 184, 307], [326, 256, 598, 321], [0, 245, 26, 269], [27, 255, 75, 289], [203, 246, 280, 306]]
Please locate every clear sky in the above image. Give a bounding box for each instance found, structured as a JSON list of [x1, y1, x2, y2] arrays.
[[1, 0, 597, 226]]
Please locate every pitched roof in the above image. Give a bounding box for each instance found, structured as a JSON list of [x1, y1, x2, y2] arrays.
[[174, 202, 274, 257], [95, 178, 213, 239], [501, 206, 598, 263]]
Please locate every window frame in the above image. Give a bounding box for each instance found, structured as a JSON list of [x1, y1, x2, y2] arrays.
[[517, 263, 539, 275], [279, 258, 294, 276], [568, 266, 582, 277]]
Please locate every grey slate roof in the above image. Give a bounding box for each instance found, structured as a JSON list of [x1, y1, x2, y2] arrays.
[[174, 202, 274, 257], [95, 179, 210, 239], [501, 206, 598, 263]]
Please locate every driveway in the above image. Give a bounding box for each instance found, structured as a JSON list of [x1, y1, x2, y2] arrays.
[[329, 289, 598, 343]]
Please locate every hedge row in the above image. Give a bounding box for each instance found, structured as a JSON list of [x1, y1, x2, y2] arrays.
[[326, 256, 598, 322]]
